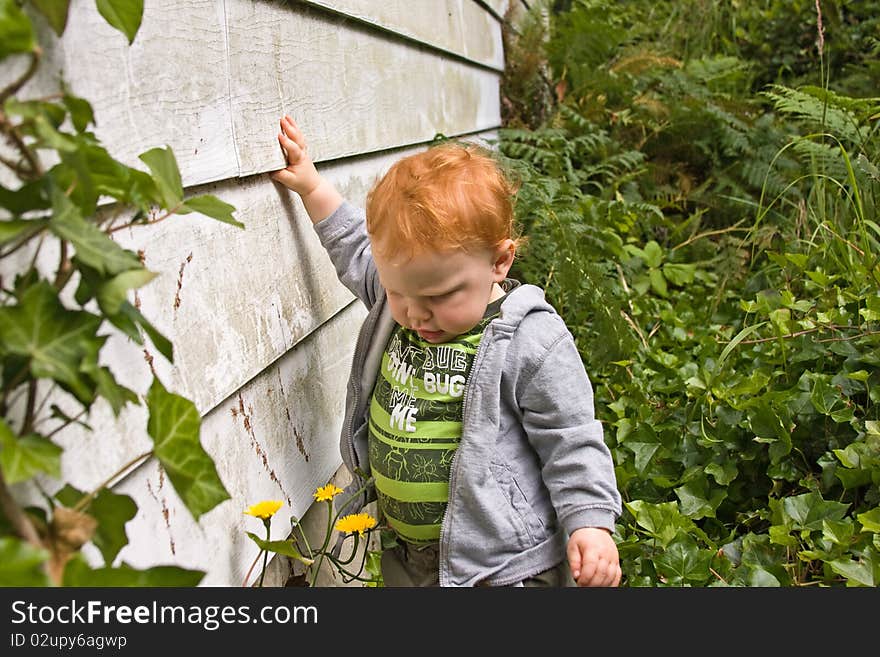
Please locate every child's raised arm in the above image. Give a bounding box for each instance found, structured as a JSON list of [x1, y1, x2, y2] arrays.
[[270, 115, 343, 223]]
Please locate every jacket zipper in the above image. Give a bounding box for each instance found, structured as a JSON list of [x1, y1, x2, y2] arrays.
[[344, 302, 380, 472], [438, 324, 492, 586]]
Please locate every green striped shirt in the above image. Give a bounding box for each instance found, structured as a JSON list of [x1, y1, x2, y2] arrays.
[[368, 294, 507, 544]]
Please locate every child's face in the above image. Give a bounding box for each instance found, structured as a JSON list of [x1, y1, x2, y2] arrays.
[[373, 240, 515, 343]]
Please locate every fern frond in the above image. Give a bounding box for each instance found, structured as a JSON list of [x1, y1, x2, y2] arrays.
[[790, 139, 851, 180], [762, 85, 868, 145], [798, 86, 880, 121], [571, 132, 612, 154], [559, 104, 593, 131], [701, 104, 750, 156]]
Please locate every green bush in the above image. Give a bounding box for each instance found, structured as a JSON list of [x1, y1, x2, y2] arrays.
[[500, 0, 880, 586]]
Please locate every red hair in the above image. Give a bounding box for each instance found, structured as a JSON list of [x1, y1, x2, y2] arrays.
[[366, 142, 522, 259]]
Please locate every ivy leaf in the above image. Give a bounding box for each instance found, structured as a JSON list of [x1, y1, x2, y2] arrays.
[[139, 146, 183, 209], [649, 267, 669, 297], [805, 269, 835, 286], [782, 492, 849, 531], [364, 550, 382, 585], [48, 188, 142, 275], [674, 476, 726, 520], [96, 268, 158, 316], [662, 262, 696, 286], [4, 97, 66, 125], [822, 518, 854, 546], [95, 0, 143, 44], [705, 460, 738, 486], [0, 218, 46, 246], [621, 425, 661, 474], [738, 533, 790, 585], [0, 180, 50, 214], [860, 294, 880, 321], [180, 194, 244, 229], [30, 0, 71, 36], [126, 167, 164, 210], [102, 301, 143, 344], [33, 114, 77, 151], [52, 152, 99, 217], [88, 488, 138, 565], [51, 484, 137, 564], [624, 500, 686, 548], [810, 377, 843, 415], [0, 0, 36, 59], [0, 537, 50, 586], [53, 484, 83, 507], [643, 240, 664, 268], [747, 402, 792, 462], [62, 92, 94, 133], [245, 532, 314, 565], [0, 419, 62, 484], [746, 568, 782, 587], [846, 370, 871, 382], [768, 523, 799, 548], [0, 281, 103, 405], [828, 556, 876, 587], [80, 360, 138, 417], [833, 442, 867, 470], [857, 507, 880, 533], [62, 555, 204, 586], [653, 533, 713, 585], [68, 298, 138, 416], [117, 302, 173, 362], [54, 144, 136, 210], [147, 377, 230, 520]]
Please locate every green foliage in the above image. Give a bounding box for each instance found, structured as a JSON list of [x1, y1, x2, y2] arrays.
[[95, 0, 143, 44], [147, 378, 231, 520], [0, 2, 239, 585], [503, 0, 880, 586], [62, 557, 205, 586]]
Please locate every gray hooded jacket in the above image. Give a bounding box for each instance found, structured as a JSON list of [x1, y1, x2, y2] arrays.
[[314, 201, 621, 586]]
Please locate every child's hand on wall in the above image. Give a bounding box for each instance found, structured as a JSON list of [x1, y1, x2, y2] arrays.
[[271, 115, 342, 223], [271, 115, 321, 195], [566, 527, 621, 587]]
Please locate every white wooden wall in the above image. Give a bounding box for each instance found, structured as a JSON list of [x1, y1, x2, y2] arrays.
[[4, 0, 508, 585]]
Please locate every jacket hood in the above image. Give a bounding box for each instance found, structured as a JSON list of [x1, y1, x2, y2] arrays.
[[497, 282, 554, 327]]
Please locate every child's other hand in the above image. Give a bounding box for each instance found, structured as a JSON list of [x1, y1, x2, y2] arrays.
[[270, 115, 322, 196], [566, 527, 621, 587]]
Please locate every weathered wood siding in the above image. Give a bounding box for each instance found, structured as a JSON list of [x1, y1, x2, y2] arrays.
[[5, 0, 507, 585]]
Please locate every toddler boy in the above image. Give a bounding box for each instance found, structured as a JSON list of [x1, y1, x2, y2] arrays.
[[271, 115, 622, 587]]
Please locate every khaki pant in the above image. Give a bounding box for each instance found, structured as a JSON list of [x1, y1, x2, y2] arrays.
[[380, 542, 576, 587]]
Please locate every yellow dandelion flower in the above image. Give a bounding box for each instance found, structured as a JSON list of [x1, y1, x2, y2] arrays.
[[244, 500, 283, 520], [334, 513, 377, 536], [314, 483, 344, 502]]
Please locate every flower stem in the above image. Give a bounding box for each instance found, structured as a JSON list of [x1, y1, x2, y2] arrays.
[[326, 543, 373, 583], [309, 501, 335, 587], [257, 520, 270, 587], [335, 532, 360, 566], [241, 549, 263, 587]]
